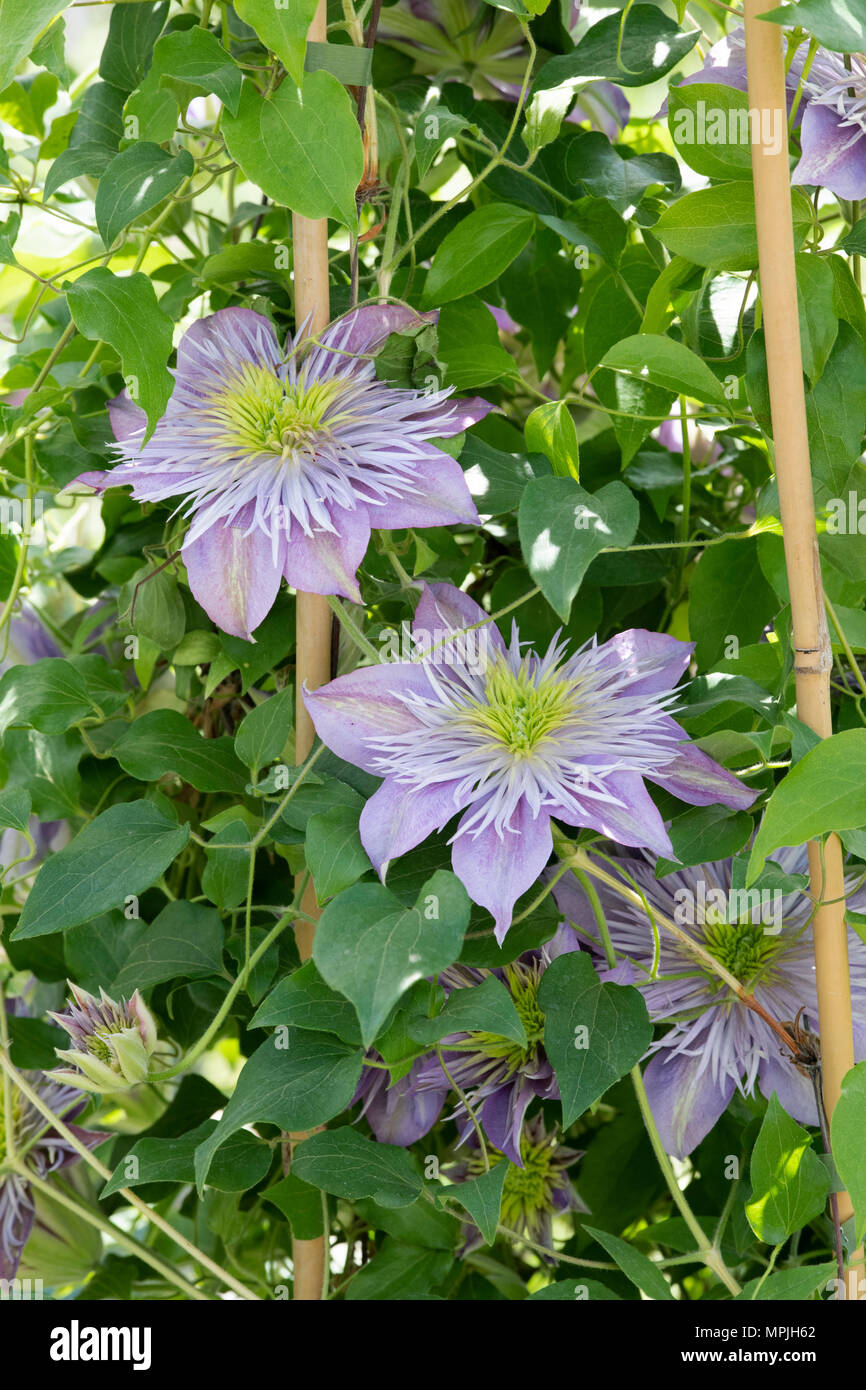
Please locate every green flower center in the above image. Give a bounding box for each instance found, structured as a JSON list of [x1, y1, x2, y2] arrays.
[[703, 919, 778, 985], [463, 659, 573, 758], [210, 365, 349, 458]]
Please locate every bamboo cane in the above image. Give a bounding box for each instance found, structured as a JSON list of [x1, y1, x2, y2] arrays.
[[743, 3, 855, 1227], [290, 0, 331, 1302]]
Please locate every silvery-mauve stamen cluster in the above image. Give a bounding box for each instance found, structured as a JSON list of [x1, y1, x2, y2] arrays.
[[553, 847, 866, 1158], [0, 1065, 102, 1280], [79, 305, 486, 640], [47, 983, 163, 1094], [305, 582, 754, 941]]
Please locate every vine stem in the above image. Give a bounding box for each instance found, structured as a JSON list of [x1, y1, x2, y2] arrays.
[[288, 0, 331, 1302], [744, 0, 856, 1231], [0, 1052, 261, 1300], [573, 866, 742, 1297]]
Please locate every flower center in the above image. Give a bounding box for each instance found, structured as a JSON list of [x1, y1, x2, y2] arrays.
[[212, 365, 350, 459], [465, 658, 574, 758], [500, 1137, 560, 1229], [703, 919, 778, 985]]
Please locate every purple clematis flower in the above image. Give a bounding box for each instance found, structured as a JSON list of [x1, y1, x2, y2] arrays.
[[679, 26, 866, 199], [381, 0, 630, 139], [80, 305, 486, 640], [448, 1112, 587, 1258], [0, 1068, 103, 1280], [553, 847, 866, 1158], [305, 582, 755, 942], [412, 923, 581, 1164], [352, 1056, 450, 1147], [47, 983, 164, 1094]]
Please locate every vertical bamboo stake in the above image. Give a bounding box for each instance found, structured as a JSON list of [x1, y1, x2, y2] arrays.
[[290, 0, 331, 1301], [743, 4, 855, 1223]]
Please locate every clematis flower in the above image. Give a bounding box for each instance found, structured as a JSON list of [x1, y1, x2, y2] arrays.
[[553, 847, 866, 1158], [678, 26, 866, 199], [305, 581, 755, 942], [380, 0, 630, 139], [0, 1068, 103, 1279], [47, 983, 164, 1093], [80, 305, 485, 640], [352, 1056, 450, 1147], [447, 1113, 587, 1257], [410, 923, 581, 1164]]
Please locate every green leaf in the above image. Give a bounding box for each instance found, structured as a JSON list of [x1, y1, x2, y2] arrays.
[[234, 0, 318, 87], [538, 952, 653, 1126], [111, 900, 224, 995], [0, 786, 31, 834], [795, 253, 838, 385], [748, 730, 866, 882], [689, 536, 779, 667], [408, 973, 527, 1047], [0, 0, 73, 94], [460, 435, 551, 515], [234, 687, 292, 771], [524, 401, 579, 481], [442, 1161, 508, 1246], [111, 710, 249, 794], [654, 184, 813, 272], [518, 477, 639, 622], [657, 804, 753, 875], [414, 106, 469, 179], [314, 872, 471, 1047], [250, 960, 362, 1046], [101, 1121, 270, 1198], [263, 1173, 324, 1239], [344, 1241, 452, 1300], [305, 804, 371, 903], [745, 1093, 829, 1243], [222, 73, 364, 228], [567, 132, 680, 214], [44, 141, 115, 199], [0, 658, 92, 736], [601, 334, 730, 407], [98, 0, 167, 93], [122, 562, 186, 652], [421, 205, 535, 308], [13, 801, 189, 940], [65, 268, 173, 437], [760, 0, 866, 51], [735, 1262, 836, 1301], [95, 144, 193, 248], [436, 296, 518, 392], [141, 26, 242, 115], [305, 40, 373, 87], [533, 5, 700, 91], [194, 1033, 363, 1190], [583, 1225, 673, 1301], [830, 1060, 866, 1243], [201, 820, 250, 912], [668, 85, 755, 181], [292, 1128, 423, 1208], [2, 729, 82, 820], [528, 1279, 620, 1300]]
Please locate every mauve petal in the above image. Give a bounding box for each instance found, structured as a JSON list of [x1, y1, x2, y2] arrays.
[[480, 1080, 535, 1167], [360, 777, 463, 877], [643, 1049, 735, 1158], [484, 303, 521, 334], [416, 395, 496, 438], [321, 305, 437, 358], [0, 1182, 33, 1281], [373, 446, 479, 528], [283, 502, 370, 603], [183, 522, 284, 641], [177, 306, 282, 380], [362, 1063, 448, 1146], [304, 663, 433, 771], [413, 581, 507, 656], [107, 389, 147, 443], [555, 771, 674, 857], [648, 718, 756, 810], [71, 469, 112, 491], [597, 627, 692, 695], [793, 102, 866, 199], [756, 1061, 819, 1129], [451, 801, 553, 944]]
